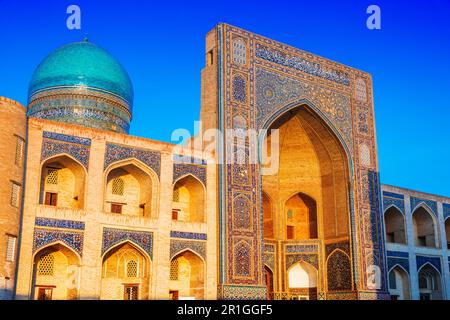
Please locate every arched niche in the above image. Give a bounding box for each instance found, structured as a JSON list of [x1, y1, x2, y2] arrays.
[[388, 266, 410, 300], [384, 206, 407, 244], [418, 264, 442, 300], [39, 155, 86, 209], [32, 243, 81, 300], [100, 242, 151, 300], [169, 250, 205, 300], [104, 160, 158, 218], [172, 175, 206, 223], [412, 206, 439, 248]]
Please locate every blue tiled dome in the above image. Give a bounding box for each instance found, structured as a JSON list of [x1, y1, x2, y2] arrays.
[[27, 41, 134, 133], [29, 41, 133, 104]]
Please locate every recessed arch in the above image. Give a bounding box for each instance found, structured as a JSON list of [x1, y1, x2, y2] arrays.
[[384, 206, 407, 244], [412, 205, 439, 248], [39, 154, 87, 210], [100, 241, 151, 300], [169, 249, 205, 300], [172, 174, 206, 223], [387, 264, 411, 300], [445, 217, 450, 249], [417, 263, 443, 300], [104, 158, 159, 218], [326, 249, 352, 292], [32, 242, 81, 300]]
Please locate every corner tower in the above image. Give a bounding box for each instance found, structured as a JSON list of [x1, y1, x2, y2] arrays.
[[27, 40, 133, 133]]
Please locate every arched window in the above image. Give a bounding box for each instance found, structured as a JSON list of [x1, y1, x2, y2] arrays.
[[285, 193, 317, 240], [170, 258, 179, 280], [384, 207, 406, 244], [412, 207, 438, 248]]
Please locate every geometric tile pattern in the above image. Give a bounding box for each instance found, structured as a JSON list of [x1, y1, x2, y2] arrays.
[[410, 196, 437, 216], [170, 231, 207, 241], [41, 132, 91, 169], [35, 217, 85, 230], [104, 143, 161, 177], [101, 228, 153, 259], [416, 255, 441, 273], [170, 239, 206, 260], [33, 228, 84, 257]]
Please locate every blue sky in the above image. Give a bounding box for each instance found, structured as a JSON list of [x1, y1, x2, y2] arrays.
[[1, 0, 449, 196]]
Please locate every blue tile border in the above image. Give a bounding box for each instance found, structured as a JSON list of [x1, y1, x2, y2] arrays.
[[35, 217, 85, 230], [170, 231, 207, 241]]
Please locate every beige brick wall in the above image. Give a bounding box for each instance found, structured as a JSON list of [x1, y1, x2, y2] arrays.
[[0, 97, 26, 299], [14, 118, 217, 300]]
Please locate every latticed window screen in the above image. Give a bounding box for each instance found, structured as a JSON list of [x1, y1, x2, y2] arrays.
[[46, 168, 58, 185], [38, 253, 55, 276], [6, 236, 17, 262], [126, 260, 138, 278], [15, 136, 25, 166], [170, 259, 179, 280], [173, 189, 180, 202], [112, 178, 124, 195], [10, 182, 20, 208]]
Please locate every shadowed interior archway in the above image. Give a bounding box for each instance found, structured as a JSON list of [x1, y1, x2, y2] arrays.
[[261, 104, 352, 298]]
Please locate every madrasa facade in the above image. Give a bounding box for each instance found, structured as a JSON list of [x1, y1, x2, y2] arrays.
[[0, 24, 449, 301]]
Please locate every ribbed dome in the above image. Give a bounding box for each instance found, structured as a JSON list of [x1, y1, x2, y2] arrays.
[[29, 41, 133, 105], [27, 41, 133, 134]]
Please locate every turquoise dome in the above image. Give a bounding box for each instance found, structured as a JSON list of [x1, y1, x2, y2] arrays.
[[28, 41, 133, 104], [27, 41, 133, 134]]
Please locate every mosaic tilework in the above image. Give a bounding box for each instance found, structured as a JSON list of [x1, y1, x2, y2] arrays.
[[104, 143, 161, 177], [387, 251, 409, 258], [286, 253, 318, 270], [327, 250, 352, 291], [416, 255, 441, 272], [234, 240, 252, 277], [255, 68, 353, 150], [102, 228, 153, 259], [233, 194, 252, 230], [410, 196, 437, 216], [263, 253, 275, 271], [285, 244, 319, 254], [219, 285, 267, 300], [232, 74, 247, 102], [43, 131, 91, 146], [41, 132, 91, 169], [387, 257, 409, 273], [383, 196, 405, 214], [170, 239, 206, 260], [325, 242, 350, 258], [173, 162, 207, 186], [170, 231, 207, 241], [35, 217, 85, 230], [255, 43, 350, 86], [443, 203, 450, 220], [262, 243, 275, 253], [33, 228, 84, 256]]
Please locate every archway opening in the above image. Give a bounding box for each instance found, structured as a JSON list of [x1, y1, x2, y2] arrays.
[[100, 242, 150, 300], [285, 193, 317, 240], [40, 155, 86, 209], [388, 266, 410, 300], [412, 207, 438, 248], [105, 163, 153, 217], [172, 175, 205, 223], [418, 264, 442, 300], [169, 251, 205, 300], [287, 261, 317, 300], [261, 105, 351, 295], [264, 265, 274, 299], [32, 243, 80, 300], [384, 207, 406, 244]]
